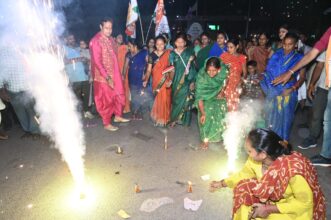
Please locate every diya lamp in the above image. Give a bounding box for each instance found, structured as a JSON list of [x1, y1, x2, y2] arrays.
[[187, 181, 193, 193], [135, 183, 141, 193]]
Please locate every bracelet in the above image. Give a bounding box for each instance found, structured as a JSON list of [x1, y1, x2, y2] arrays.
[[289, 69, 295, 75]]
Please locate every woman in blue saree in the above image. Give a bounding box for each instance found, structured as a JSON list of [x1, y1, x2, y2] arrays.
[[260, 33, 305, 140], [123, 39, 151, 119], [208, 31, 228, 57]]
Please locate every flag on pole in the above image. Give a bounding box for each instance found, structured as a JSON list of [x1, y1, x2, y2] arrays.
[[125, 0, 139, 38], [154, 0, 170, 37]]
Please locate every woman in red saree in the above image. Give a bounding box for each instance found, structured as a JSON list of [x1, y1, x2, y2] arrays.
[[220, 39, 247, 112], [143, 36, 172, 126], [210, 129, 326, 220]]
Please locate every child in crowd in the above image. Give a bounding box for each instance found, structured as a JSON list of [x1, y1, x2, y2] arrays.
[[243, 60, 264, 100]]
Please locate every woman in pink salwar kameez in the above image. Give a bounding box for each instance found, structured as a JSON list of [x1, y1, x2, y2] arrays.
[[89, 18, 130, 131]]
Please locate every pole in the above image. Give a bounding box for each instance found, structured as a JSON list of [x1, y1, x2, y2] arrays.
[[245, 0, 251, 38], [138, 14, 145, 45], [145, 17, 153, 41]]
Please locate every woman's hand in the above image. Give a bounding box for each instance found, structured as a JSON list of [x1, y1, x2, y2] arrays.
[[217, 90, 225, 99], [189, 82, 195, 91], [142, 80, 148, 88], [209, 180, 226, 192], [200, 114, 206, 124], [106, 77, 114, 89], [282, 88, 293, 96], [272, 71, 292, 85], [250, 204, 271, 219], [166, 80, 172, 88]]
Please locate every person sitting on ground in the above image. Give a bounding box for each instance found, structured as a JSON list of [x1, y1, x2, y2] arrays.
[[210, 128, 326, 220]]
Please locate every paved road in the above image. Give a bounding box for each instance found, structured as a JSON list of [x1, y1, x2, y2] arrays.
[[0, 109, 330, 220]]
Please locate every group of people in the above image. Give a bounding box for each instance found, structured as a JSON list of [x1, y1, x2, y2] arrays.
[[1, 15, 330, 219]]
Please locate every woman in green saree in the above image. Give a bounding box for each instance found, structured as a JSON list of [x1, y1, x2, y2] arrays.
[[170, 33, 197, 127], [195, 57, 228, 149]]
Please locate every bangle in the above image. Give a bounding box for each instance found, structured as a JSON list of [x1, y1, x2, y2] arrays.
[[289, 69, 294, 75]]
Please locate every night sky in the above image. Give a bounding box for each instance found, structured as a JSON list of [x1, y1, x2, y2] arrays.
[[64, 0, 331, 43]]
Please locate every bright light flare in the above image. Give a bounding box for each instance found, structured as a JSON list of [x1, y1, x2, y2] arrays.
[[67, 183, 97, 210]]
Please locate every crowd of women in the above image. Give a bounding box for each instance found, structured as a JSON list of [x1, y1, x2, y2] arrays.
[[114, 24, 329, 219]]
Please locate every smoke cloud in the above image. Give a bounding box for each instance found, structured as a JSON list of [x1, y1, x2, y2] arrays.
[[0, 0, 86, 188], [223, 99, 264, 172]]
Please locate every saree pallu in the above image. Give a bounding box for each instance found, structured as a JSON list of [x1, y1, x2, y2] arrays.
[[118, 44, 131, 113], [208, 42, 227, 57], [232, 152, 325, 220], [196, 44, 212, 70], [249, 46, 270, 74], [260, 49, 303, 140], [195, 59, 228, 142], [170, 48, 197, 126], [151, 50, 172, 126], [220, 52, 246, 112], [128, 50, 151, 114]]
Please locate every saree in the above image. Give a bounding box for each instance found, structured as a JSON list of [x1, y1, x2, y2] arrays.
[[127, 49, 151, 115], [208, 42, 227, 57], [260, 49, 303, 140], [118, 44, 131, 113], [232, 152, 325, 220], [220, 52, 246, 112], [170, 47, 197, 126], [249, 46, 270, 74], [196, 44, 212, 70], [90, 32, 125, 125], [195, 58, 228, 142], [150, 50, 172, 126]]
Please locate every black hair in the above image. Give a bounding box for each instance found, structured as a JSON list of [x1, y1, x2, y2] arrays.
[[248, 129, 292, 160], [155, 35, 167, 44], [216, 31, 228, 41], [279, 24, 289, 31], [205, 57, 221, 70], [127, 38, 142, 49], [200, 32, 210, 39], [258, 32, 270, 40], [247, 60, 257, 68], [174, 32, 187, 43], [284, 32, 299, 43], [227, 38, 240, 46], [100, 17, 113, 26]]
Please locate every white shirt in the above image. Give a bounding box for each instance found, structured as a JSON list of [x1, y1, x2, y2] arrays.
[[316, 52, 327, 90]]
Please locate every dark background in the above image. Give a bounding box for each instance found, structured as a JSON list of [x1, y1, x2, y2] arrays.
[[63, 0, 331, 45]]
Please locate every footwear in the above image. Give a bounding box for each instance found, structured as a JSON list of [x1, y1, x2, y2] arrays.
[[297, 137, 317, 150], [84, 111, 95, 119], [0, 131, 8, 140], [311, 155, 331, 167], [114, 117, 130, 123], [104, 125, 119, 131]]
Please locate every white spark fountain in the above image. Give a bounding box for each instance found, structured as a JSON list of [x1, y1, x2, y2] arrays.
[[0, 0, 86, 191], [223, 100, 263, 172]]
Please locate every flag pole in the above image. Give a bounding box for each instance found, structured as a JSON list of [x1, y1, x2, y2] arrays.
[[145, 17, 153, 41], [138, 14, 145, 45]]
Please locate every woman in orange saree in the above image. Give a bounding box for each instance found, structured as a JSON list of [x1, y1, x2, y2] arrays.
[[143, 36, 173, 126], [117, 40, 131, 113]]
